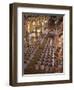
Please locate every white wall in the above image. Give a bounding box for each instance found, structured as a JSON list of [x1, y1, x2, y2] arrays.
[[0, 0, 74, 89]]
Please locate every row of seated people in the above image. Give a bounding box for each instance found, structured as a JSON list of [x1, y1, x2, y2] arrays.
[[24, 35, 63, 73]]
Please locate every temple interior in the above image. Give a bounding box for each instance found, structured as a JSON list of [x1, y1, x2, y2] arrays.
[[23, 14, 63, 74]]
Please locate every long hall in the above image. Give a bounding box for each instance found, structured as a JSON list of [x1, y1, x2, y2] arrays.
[[23, 14, 63, 74]]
